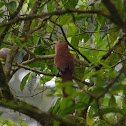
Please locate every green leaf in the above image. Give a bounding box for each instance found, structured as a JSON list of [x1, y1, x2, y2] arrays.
[[64, 81, 78, 98], [0, 1, 5, 8], [18, 119, 24, 125], [15, 49, 27, 64], [28, 60, 45, 71], [40, 75, 53, 85], [16, 39, 23, 50], [48, 98, 61, 114], [59, 97, 75, 116], [27, 72, 37, 92], [76, 93, 90, 114], [83, 33, 89, 43], [68, 23, 76, 35], [5, 1, 17, 12], [0, 118, 3, 123], [53, 120, 60, 126], [71, 36, 79, 48], [62, 0, 78, 9], [20, 72, 31, 91], [47, 1, 56, 12], [109, 28, 119, 44], [3, 119, 17, 126], [101, 107, 123, 115], [58, 15, 71, 25], [47, 65, 58, 73], [109, 95, 117, 107]]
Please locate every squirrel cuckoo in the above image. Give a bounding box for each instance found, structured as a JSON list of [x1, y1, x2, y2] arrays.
[[54, 40, 75, 97]]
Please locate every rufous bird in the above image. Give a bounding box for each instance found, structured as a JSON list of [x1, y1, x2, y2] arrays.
[[54, 40, 75, 97]]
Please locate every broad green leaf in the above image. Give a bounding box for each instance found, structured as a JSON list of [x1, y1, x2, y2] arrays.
[[0, 1, 5, 8], [109, 95, 117, 107], [62, 0, 78, 9], [28, 60, 45, 71], [5, 1, 17, 12], [58, 15, 71, 25], [0, 10, 4, 17], [83, 33, 89, 43], [71, 36, 80, 48], [68, 23, 76, 35], [59, 97, 75, 116], [20, 72, 31, 91]]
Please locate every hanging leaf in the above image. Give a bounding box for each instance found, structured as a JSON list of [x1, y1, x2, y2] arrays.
[[27, 72, 37, 93], [20, 72, 31, 91], [15, 49, 27, 64]]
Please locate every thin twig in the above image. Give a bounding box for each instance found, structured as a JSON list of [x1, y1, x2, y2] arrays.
[[16, 88, 47, 98]]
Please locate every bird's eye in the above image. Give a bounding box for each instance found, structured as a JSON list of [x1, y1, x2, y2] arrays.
[[59, 41, 62, 43]]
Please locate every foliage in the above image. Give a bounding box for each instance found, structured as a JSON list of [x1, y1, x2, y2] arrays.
[[0, 118, 28, 126], [0, 0, 126, 126]]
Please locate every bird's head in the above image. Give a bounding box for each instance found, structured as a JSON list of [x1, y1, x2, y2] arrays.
[[53, 40, 68, 53]]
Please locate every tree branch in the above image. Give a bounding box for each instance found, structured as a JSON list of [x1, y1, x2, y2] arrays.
[[0, 0, 25, 44], [101, 34, 126, 61], [102, 0, 125, 31], [16, 64, 56, 76], [0, 9, 110, 28], [0, 99, 79, 126], [15, 63, 90, 86], [0, 61, 13, 99], [3, 44, 18, 81], [11, 0, 25, 18], [21, 0, 41, 38]]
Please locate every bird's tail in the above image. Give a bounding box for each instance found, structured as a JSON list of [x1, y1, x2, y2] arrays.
[[61, 70, 73, 82], [61, 71, 73, 97]]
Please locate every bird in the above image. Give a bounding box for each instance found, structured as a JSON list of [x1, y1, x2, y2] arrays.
[[54, 40, 75, 97]]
